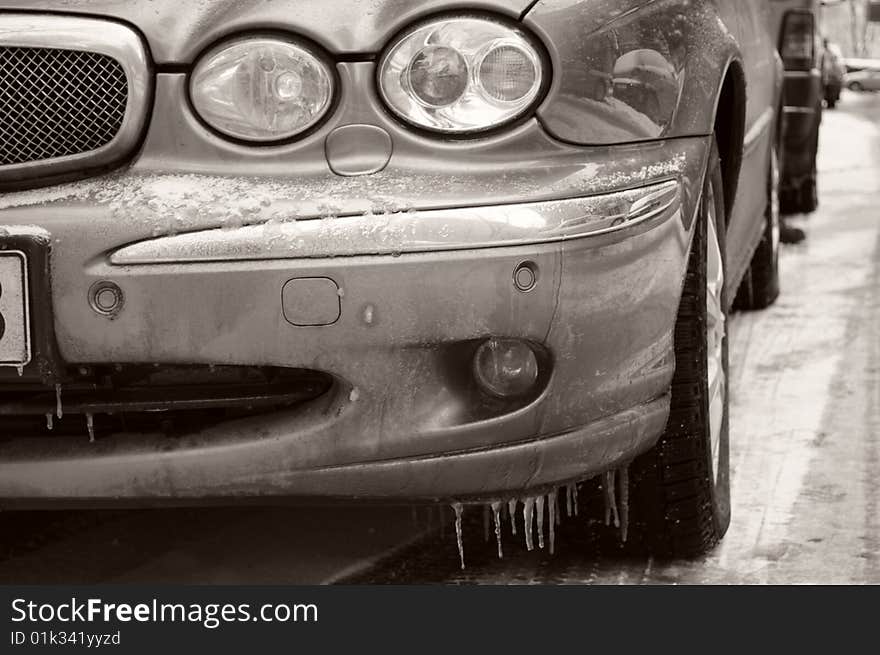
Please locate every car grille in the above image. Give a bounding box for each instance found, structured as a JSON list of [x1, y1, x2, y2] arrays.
[[0, 46, 128, 166]]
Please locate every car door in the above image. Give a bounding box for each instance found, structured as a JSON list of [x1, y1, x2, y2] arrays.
[[722, 0, 778, 291]]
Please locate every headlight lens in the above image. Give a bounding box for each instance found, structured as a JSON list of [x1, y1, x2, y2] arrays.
[[379, 17, 545, 134], [190, 38, 334, 142]]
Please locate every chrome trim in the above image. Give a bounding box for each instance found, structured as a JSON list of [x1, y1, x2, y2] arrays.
[[0, 14, 152, 184], [783, 69, 822, 79], [110, 181, 680, 264], [743, 107, 774, 157]]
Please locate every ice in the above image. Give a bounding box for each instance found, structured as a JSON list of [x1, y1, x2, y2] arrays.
[[523, 497, 535, 551], [508, 499, 517, 536], [548, 490, 558, 555], [604, 471, 620, 528], [54, 384, 63, 419], [619, 466, 630, 543], [45, 413, 53, 431], [452, 503, 465, 570], [536, 496, 545, 550], [491, 501, 503, 559], [86, 414, 95, 443]]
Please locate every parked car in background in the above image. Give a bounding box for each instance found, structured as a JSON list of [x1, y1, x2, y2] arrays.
[[770, 0, 824, 214], [0, 0, 783, 558], [823, 40, 846, 107], [845, 61, 880, 91]]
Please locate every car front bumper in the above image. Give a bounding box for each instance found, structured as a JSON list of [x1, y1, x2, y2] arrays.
[[0, 136, 708, 506]]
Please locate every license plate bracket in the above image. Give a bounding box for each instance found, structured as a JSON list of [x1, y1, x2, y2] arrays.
[[0, 232, 63, 384], [0, 250, 31, 368]]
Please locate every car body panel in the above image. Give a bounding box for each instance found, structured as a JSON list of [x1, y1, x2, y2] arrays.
[[0, 0, 779, 504], [0, 0, 534, 60]]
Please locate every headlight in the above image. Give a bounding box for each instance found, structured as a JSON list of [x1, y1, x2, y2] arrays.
[[378, 17, 546, 134], [190, 37, 334, 142]]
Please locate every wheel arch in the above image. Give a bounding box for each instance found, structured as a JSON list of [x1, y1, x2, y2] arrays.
[[711, 59, 747, 229]]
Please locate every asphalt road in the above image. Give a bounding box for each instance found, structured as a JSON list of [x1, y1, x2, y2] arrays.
[[1, 91, 878, 585]]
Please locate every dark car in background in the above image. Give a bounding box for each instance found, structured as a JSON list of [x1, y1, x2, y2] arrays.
[[770, 0, 824, 214], [0, 0, 783, 557]]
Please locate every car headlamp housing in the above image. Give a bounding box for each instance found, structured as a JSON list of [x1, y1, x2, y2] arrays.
[[378, 16, 547, 134], [190, 37, 335, 142]]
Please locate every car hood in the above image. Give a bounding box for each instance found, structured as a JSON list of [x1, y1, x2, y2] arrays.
[[0, 0, 534, 62]]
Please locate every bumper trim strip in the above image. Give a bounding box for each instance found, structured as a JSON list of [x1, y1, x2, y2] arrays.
[[110, 180, 680, 264]]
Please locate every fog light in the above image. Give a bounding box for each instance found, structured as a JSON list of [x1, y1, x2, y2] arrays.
[[473, 338, 539, 398]]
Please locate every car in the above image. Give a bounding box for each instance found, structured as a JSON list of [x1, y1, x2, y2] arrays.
[[846, 64, 880, 92], [0, 0, 783, 557], [769, 0, 824, 214], [823, 40, 847, 107]]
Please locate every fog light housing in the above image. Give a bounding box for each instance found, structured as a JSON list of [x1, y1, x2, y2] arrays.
[[472, 338, 539, 398]]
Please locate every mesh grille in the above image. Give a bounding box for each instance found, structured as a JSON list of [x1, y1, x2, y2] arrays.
[[0, 47, 128, 166]]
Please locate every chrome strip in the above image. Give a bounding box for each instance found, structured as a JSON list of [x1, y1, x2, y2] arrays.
[[110, 181, 680, 264], [784, 69, 822, 79], [0, 14, 152, 184], [743, 107, 774, 157]]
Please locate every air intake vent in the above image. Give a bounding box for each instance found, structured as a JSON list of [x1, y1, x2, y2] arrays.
[[0, 48, 128, 166], [0, 14, 151, 188], [0, 47, 128, 166]]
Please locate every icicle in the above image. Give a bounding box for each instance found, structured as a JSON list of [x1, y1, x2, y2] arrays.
[[483, 505, 491, 543], [619, 466, 630, 543], [86, 413, 95, 443], [604, 471, 620, 528], [536, 496, 545, 550], [548, 490, 557, 555], [566, 484, 573, 517], [16, 365, 23, 377], [523, 497, 535, 551], [491, 501, 503, 559], [508, 498, 517, 536], [572, 483, 579, 517], [553, 489, 561, 526], [452, 503, 465, 570], [55, 383, 63, 419], [45, 413, 53, 431]]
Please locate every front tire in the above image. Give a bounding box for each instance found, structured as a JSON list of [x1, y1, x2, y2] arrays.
[[629, 140, 731, 558]]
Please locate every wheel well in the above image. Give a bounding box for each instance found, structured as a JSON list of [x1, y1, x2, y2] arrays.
[[713, 64, 747, 226]]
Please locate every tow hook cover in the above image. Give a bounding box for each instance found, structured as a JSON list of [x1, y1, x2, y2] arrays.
[[282, 277, 341, 327]]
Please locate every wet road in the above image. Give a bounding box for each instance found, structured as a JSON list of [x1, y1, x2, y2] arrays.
[[1, 92, 878, 585]]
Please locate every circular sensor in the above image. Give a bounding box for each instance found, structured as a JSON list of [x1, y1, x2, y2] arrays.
[[89, 281, 124, 317], [513, 261, 538, 292]]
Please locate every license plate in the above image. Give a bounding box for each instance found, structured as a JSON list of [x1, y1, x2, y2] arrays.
[[0, 251, 31, 367]]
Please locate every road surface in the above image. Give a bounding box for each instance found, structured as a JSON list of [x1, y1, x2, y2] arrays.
[[1, 91, 878, 585]]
